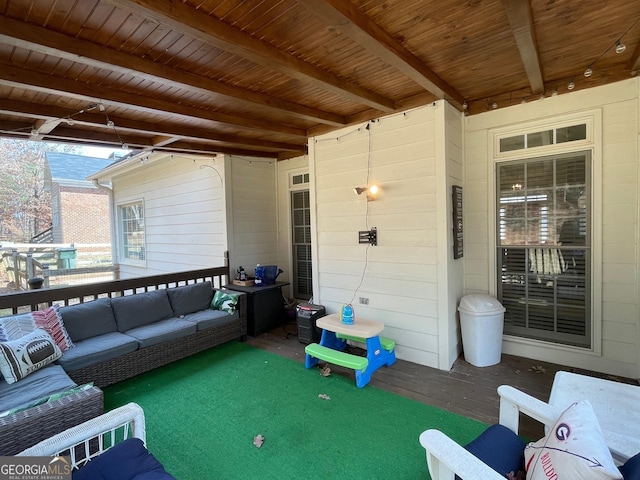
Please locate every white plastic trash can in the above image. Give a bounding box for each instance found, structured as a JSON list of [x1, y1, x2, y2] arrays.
[[458, 294, 506, 367]]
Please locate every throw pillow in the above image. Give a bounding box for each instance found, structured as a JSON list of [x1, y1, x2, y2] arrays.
[[211, 290, 239, 314], [0, 329, 63, 384], [0, 305, 74, 351], [525, 400, 622, 480]]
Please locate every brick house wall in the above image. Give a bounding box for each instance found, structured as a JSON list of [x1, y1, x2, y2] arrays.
[[58, 186, 111, 244]]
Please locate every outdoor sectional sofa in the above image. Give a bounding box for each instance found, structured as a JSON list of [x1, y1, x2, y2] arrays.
[[0, 266, 246, 455]]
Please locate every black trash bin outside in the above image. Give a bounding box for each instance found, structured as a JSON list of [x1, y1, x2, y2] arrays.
[[296, 303, 326, 344]]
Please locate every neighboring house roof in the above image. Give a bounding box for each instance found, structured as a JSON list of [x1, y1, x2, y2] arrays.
[[44, 152, 116, 190]]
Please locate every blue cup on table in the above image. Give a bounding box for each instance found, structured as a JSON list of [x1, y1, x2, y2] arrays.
[[341, 304, 354, 325]]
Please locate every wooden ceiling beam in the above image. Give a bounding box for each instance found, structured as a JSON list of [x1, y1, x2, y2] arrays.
[[0, 120, 281, 156], [304, 0, 464, 108], [104, 0, 396, 113], [501, 0, 544, 94], [29, 118, 62, 140], [0, 99, 306, 152], [0, 65, 307, 138], [0, 16, 345, 128], [629, 38, 640, 73]]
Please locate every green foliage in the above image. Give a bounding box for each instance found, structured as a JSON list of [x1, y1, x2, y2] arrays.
[[0, 139, 82, 241]]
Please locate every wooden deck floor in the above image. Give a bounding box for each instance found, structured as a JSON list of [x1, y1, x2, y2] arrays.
[[246, 319, 637, 440]]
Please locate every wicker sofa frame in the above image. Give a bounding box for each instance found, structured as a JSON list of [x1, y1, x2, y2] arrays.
[[0, 261, 246, 455]]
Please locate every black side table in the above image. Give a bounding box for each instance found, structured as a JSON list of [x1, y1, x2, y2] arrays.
[[223, 281, 290, 337]]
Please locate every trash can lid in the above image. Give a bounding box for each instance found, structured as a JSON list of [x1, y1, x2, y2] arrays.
[[458, 294, 505, 315]]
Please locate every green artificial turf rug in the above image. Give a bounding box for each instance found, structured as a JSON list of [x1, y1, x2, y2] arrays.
[[103, 341, 488, 479]]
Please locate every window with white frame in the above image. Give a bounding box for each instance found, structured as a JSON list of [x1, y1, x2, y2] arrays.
[[118, 201, 146, 261], [290, 171, 312, 300], [496, 151, 591, 347]]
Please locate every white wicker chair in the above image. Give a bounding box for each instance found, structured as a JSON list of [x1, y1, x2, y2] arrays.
[[17, 402, 146, 470]]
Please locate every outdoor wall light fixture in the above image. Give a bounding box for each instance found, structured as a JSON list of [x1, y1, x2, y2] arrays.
[[354, 184, 380, 201]]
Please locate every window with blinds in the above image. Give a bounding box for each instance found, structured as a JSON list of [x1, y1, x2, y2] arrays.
[[496, 151, 591, 347], [291, 190, 312, 300]]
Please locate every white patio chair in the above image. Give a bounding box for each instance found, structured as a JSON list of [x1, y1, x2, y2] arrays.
[[420, 380, 640, 479], [420, 385, 562, 480], [18, 402, 146, 469]]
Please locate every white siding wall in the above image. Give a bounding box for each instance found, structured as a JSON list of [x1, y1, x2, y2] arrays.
[[276, 155, 309, 299], [310, 104, 454, 368], [112, 154, 226, 278], [464, 78, 640, 378], [226, 155, 278, 279], [437, 101, 465, 368]]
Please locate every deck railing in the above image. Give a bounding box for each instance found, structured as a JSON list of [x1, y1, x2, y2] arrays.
[[1, 244, 115, 290], [0, 261, 231, 316]]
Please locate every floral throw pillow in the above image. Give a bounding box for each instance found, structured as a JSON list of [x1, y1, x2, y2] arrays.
[[0, 329, 63, 384], [210, 290, 239, 314]]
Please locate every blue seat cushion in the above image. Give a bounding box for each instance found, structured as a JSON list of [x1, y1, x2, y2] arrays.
[[620, 451, 640, 480], [123, 318, 196, 348], [73, 437, 176, 480], [182, 309, 239, 331], [166, 281, 214, 316], [57, 332, 139, 371], [460, 424, 526, 480], [111, 290, 174, 331], [60, 298, 117, 342], [0, 364, 76, 412]]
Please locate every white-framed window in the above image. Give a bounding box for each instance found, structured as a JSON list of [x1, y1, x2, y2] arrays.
[[490, 109, 602, 349], [496, 151, 591, 347], [118, 201, 145, 262]]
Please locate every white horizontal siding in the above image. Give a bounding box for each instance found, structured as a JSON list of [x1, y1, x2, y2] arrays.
[[112, 155, 226, 277], [227, 155, 278, 275], [464, 78, 640, 379], [311, 105, 443, 368]]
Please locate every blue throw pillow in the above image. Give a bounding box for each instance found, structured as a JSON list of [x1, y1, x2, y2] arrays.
[[73, 437, 176, 480], [460, 424, 526, 480], [620, 451, 640, 480]]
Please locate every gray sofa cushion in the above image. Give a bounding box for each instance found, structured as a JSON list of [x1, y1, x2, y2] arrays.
[[182, 309, 240, 331], [56, 332, 139, 372], [166, 282, 214, 317], [123, 318, 197, 349], [59, 298, 117, 342], [111, 290, 174, 332], [0, 364, 76, 412]]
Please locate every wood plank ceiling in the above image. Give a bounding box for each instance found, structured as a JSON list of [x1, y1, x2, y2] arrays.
[[0, 0, 638, 159]]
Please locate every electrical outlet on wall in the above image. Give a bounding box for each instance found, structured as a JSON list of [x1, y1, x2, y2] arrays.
[[359, 297, 369, 305]]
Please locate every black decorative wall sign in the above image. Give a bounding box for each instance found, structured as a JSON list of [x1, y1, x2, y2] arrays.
[[452, 186, 463, 259]]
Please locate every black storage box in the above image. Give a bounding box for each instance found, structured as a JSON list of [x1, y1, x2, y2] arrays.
[[296, 303, 326, 344]]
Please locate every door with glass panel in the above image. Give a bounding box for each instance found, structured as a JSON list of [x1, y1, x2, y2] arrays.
[[497, 151, 590, 347], [291, 190, 312, 300]]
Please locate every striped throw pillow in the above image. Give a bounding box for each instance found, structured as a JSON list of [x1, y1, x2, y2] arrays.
[[0, 305, 74, 351]]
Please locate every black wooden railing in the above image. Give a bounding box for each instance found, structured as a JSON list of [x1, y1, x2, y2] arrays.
[[0, 262, 231, 316], [31, 226, 54, 244]]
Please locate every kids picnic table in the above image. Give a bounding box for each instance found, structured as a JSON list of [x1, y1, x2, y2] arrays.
[[304, 313, 396, 388]]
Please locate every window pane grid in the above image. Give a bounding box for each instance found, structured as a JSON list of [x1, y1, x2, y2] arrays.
[[291, 190, 312, 299], [497, 151, 590, 347], [120, 202, 145, 261]]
